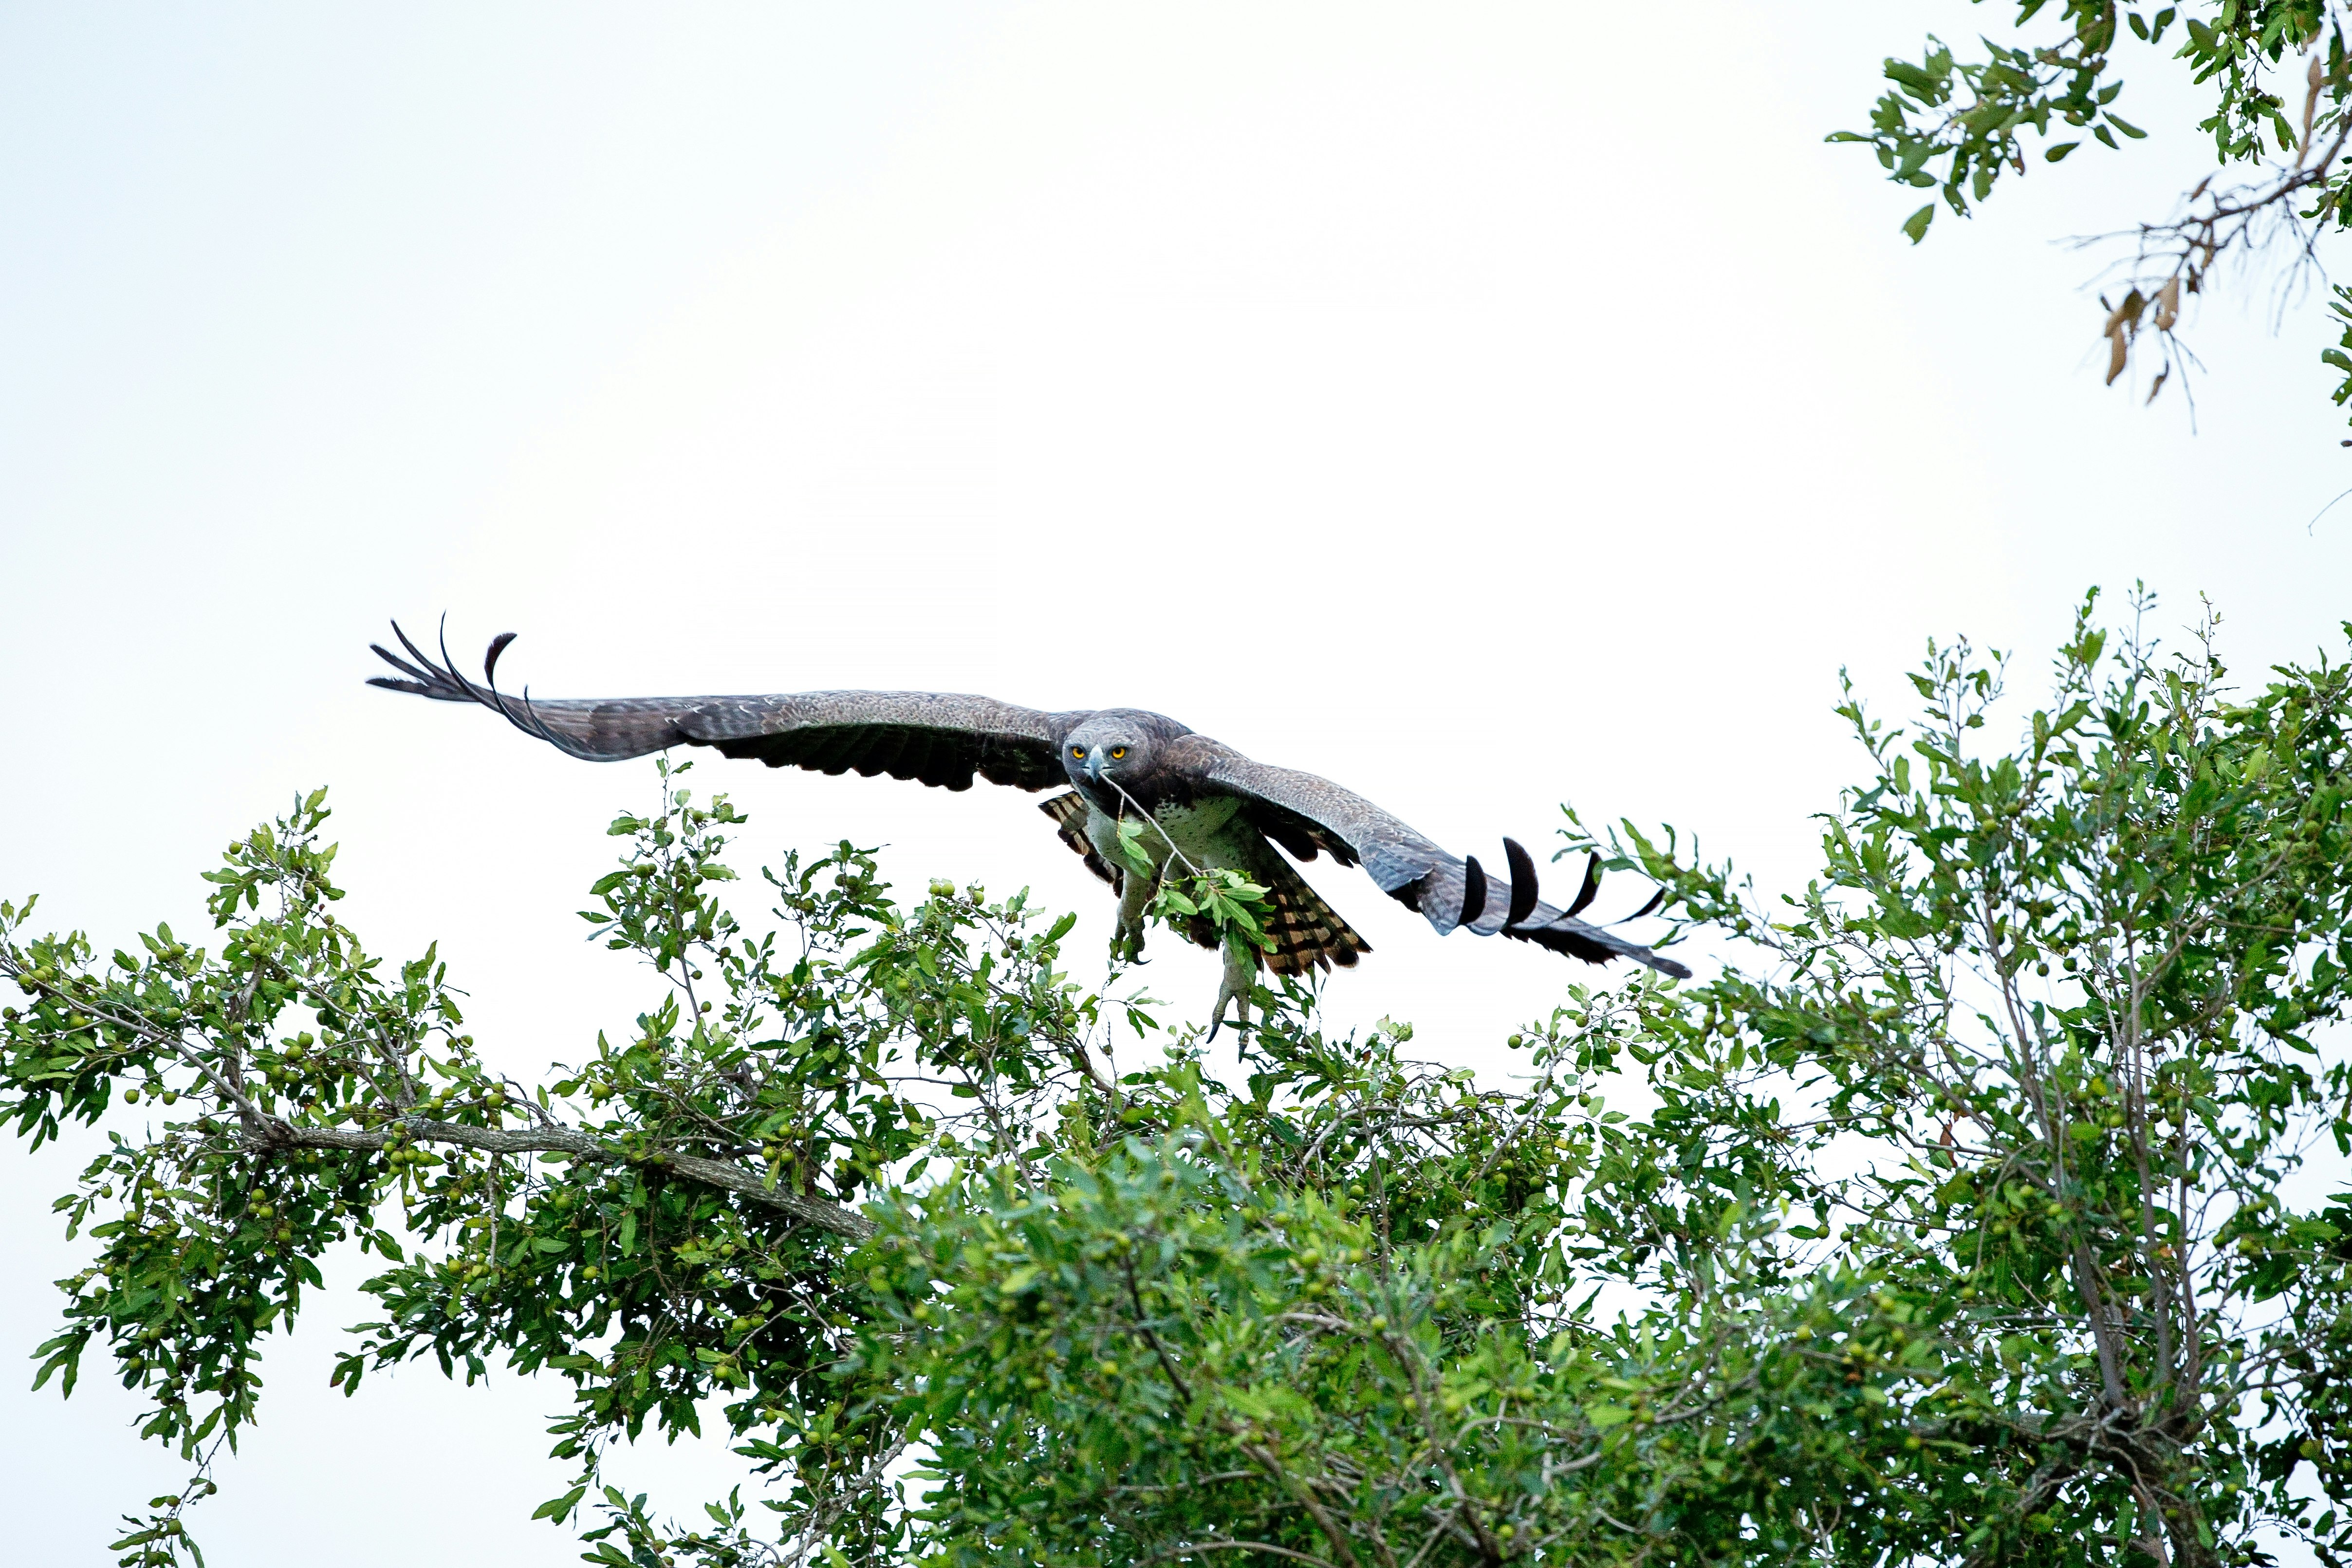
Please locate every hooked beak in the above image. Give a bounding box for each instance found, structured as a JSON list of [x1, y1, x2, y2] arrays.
[[1083, 752, 1105, 782]]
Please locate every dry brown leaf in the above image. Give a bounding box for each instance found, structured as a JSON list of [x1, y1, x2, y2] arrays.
[[2146, 367, 2169, 406], [2103, 291, 2142, 340], [2303, 55, 2326, 165], [2107, 326, 2130, 385], [2155, 277, 2181, 332]]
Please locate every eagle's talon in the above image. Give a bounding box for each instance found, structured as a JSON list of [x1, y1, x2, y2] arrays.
[[1207, 942, 1257, 1043]]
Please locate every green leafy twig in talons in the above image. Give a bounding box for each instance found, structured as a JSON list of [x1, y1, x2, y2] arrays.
[[1116, 817, 1276, 958], [1838, 3, 2352, 417], [1104, 782, 1280, 1036]]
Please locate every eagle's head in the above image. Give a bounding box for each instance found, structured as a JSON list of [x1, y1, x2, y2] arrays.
[[1063, 718, 1151, 794], [1062, 710, 1191, 807]]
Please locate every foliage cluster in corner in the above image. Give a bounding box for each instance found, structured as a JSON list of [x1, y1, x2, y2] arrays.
[[1841, 3, 2352, 415]]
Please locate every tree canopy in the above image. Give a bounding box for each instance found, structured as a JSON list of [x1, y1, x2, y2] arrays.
[[11, 589, 2352, 1566], [1846, 2, 2352, 420]]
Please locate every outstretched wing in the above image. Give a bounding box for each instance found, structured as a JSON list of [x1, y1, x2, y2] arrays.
[[1174, 737, 1689, 978], [369, 623, 1081, 792]]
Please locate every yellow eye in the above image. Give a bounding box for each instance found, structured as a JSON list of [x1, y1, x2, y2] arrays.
[[1110, 746, 1128, 760], [1071, 747, 1085, 760]]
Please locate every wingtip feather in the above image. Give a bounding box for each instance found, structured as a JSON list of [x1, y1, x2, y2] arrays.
[[1458, 855, 1487, 930], [1617, 887, 1668, 924], [1565, 851, 1601, 918], [1501, 837, 1539, 928], [484, 630, 520, 684]]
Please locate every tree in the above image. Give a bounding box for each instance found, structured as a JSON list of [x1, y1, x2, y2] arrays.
[[1843, 2, 2352, 421], [9, 588, 2352, 1566]]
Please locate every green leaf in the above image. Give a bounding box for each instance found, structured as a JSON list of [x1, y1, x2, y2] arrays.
[[531, 1485, 586, 1521], [1901, 203, 1936, 243]]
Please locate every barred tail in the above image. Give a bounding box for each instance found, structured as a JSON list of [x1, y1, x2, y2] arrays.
[[1247, 856, 1370, 977]]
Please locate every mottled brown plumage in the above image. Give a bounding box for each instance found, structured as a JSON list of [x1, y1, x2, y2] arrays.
[[370, 623, 1687, 1029]]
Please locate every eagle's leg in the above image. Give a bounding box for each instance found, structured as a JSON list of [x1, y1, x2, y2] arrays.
[[1208, 938, 1257, 1041], [1110, 871, 1151, 965]]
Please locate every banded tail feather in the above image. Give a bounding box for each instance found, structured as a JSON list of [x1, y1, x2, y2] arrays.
[[1247, 853, 1371, 977]]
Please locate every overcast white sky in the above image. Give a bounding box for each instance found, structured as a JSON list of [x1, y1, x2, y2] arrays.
[[5, 4, 2351, 1561]]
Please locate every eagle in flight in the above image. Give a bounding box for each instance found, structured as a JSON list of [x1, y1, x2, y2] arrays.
[[369, 624, 1687, 1034]]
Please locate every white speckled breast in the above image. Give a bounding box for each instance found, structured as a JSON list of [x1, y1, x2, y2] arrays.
[[1083, 794, 1247, 875]]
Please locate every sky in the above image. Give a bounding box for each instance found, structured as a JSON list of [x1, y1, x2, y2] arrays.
[[4, 3, 2351, 1561]]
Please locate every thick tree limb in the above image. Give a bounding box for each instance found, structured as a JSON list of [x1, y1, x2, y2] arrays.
[[240, 1112, 877, 1240]]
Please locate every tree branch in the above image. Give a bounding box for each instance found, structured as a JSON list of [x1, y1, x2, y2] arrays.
[[241, 1113, 876, 1240]]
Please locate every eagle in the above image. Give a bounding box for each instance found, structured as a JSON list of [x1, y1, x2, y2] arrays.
[[368, 624, 1687, 1034]]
